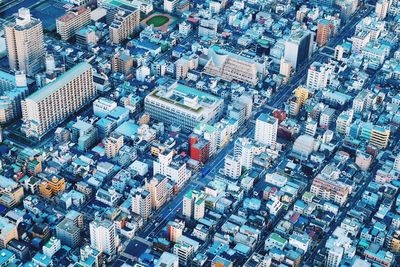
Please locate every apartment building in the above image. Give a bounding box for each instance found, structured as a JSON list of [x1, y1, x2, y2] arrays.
[[310, 177, 350, 206], [146, 174, 169, 209], [109, 7, 140, 44], [104, 132, 124, 158], [90, 219, 119, 255], [132, 189, 152, 221], [255, 113, 278, 148], [182, 190, 205, 220], [56, 7, 91, 41], [0, 175, 24, 208], [5, 8, 45, 76], [0, 216, 18, 249], [21, 62, 96, 139]]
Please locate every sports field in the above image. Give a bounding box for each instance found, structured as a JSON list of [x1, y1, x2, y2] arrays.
[[146, 15, 170, 27]]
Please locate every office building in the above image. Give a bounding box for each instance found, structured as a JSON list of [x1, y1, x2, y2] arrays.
[[0, 71, 28, 124], [5, 8, 45, 76], [316, 19, 334, 46], [0, 175, 24, 208], [56, 7, 90, 41], [255, 113, 278, 148], [168, 220, 185, 243], [284, 28, 313, 70], [104, 132, 124, 158], [109, 7, 140, 44], [132, 189, 151, 221], [90, 218, 119, 255], [146, 174, 168, 209], [21, 62, 96, 139], [0, 216, 18, 248], [204, 45, 264, 86], [56, 218, 81, 248], [112, 50, 134, 75], [145, 81, 224, 131], [182, 190, 205, 220]]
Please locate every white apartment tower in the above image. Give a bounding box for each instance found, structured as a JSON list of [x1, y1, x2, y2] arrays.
[[182, 190, 205, 220], [255, 113, 278, 148], [5, 8, 45, 76], [21, 62, 96, 139], [326, 246, 344, 267], [89, 219, 119, 255], [132, 189, 152, 221]]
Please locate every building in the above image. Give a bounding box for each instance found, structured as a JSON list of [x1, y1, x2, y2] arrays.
[[255, 113, 278, 148], [21, 62, 96, 139], [310, 177, 349, 206], [284, 28, 313, 70], [168, 220, 185, 243], [224, 154, 242, 179], [189, 135, 210, 164], [351, 31, 370, 54], [112, 50, 134, 75], [146, 174, 168, 209], [0, 216, 18, 249], [0, 175, 24, 208], [375, 0, 389, 20], [71, 120, 98, 152], [319, 107, 336, 129], [5, 8, 45, 76], [0, 71, 28, 124], [164, 0, 178, 13], [234, 138, 255, 170], [90, 219, 119, 255], [182, 190, 205, 220], [132, 189, 151, 221], [145, 81, 224, 131], [394, 154, 400, 172], [326, 246, 344, 267], [56, 218, 81, 248], [156, 252, 179, 267], [39, 176, 66, 198], [204, 45, 264, 86], [306, 62, 332, 92], [109, 7, 140, 44], [0, 249, 16, 266], [198, 19, 218, 38], [42, 237, 61, 257], [316, 19, 334, 46], [173, 241, 194, 264], [104, 132, 124, 158], [56, 7, 90, 41]]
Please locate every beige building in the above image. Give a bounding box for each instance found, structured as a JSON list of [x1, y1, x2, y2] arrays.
[[0, 216, 18, 248], [21, 62, 96, 139], [146, 174, 168, 209], [0, 175, 24, 208], [5, 8, 45, 76], [204, 45, 260, 86], [112, 50, 134, 75], [56, 7, 91, 41], [104, 132, 124, 158], [109, 7, 140, 44]]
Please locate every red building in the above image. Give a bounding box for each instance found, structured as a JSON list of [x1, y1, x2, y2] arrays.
[[189, 134, 210, 163]]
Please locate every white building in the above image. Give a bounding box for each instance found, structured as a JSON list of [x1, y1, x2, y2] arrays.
[[43, 237, 61, 257], [306, 62, 332, 92], [132, 189, 151, 221], [255, 113, 278, 148], [90, 218, 119, 255], [326, 246, 344, 267], [164, 0, 178, 13], [156, 252, 179, 267], [224, 154, 242, 179], [183, 190, 205, 220]]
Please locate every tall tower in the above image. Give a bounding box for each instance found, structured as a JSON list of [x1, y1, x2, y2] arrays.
[[5, 8, 45, 76], [89, 218, 119, 255], [182, 190, 205, 220], [255, 113, 278, 148]]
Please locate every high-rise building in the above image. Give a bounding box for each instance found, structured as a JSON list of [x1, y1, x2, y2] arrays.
[[109, 7, 140, 44], [112, 50, 134, 75], [0, 71, 28, 124], [21, 62, 96, 139], [182, 190, 205, 220], [132, 189, 151, 221], [56, 7, 91, 41], [104, 132, 124, 159], [234, 138, 255, 170], [375, 0, 389, 20], [326, 246, 344, 267], [255, 113, 278, 148], [90, 218, 119, 255], [306, 62, 332, 92], [5, 8, 45, 76], [167, 220, 185, 242], [146, 174, 168, 209], [224, 154, 242, 179], [316, 19, 334, 47], [0, 216, 18, 248], [145, 81, 224, 131], [284, 28, 313, 70]]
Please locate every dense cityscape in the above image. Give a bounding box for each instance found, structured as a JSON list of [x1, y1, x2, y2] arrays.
[[0, 0, 399, 266]]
